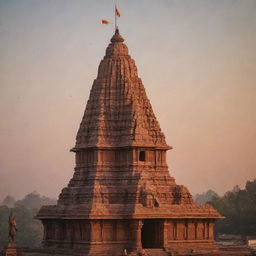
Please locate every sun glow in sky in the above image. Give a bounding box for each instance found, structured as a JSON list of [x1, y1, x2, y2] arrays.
[[0, 0, 256, 200]]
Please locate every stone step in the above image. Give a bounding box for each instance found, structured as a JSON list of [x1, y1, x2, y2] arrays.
[[145, 248, 169, 256]]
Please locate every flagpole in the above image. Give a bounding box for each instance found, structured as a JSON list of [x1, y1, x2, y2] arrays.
[[114, 4, 117, 31]]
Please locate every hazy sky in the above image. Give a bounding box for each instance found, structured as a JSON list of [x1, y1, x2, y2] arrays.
[[0, 0, 256, 201]]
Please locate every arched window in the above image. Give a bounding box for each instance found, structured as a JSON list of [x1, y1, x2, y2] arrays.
[[139, 151, 146, 161]]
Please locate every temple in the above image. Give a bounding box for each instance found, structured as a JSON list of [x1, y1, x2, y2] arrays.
[[36, 29, 223, 256]]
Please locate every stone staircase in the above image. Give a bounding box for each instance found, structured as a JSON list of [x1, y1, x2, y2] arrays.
[[145, 248, 169, 256]]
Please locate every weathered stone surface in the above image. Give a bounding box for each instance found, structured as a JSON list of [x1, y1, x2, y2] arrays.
[[36, 29, 223, 256]]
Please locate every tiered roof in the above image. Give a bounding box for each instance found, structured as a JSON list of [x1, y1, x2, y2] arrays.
[[73, 29, 170, 150]]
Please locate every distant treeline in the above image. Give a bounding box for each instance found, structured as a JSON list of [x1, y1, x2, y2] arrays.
[[194, 189, 219, 205], [0, 191, 56, 209], [0, 192, 56, 250], [195, 179, 256, 236]]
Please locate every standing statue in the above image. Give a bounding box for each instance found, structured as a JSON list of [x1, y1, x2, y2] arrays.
[[8, 213, 18, 243]]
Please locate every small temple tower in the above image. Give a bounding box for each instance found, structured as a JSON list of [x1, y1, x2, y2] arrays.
[[37, 29, 222, 256]]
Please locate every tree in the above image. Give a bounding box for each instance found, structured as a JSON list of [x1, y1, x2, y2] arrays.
[[1, 195, 16, 207], [194, 189, 219, 205], [208, 179, 256, 236], [15, 191, 56, 209]]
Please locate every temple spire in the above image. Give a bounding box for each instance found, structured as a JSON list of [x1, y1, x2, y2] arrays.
[[73, 30, 169, 150]]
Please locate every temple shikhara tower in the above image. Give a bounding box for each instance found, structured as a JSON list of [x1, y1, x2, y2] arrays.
[[37, 29, 222, 256]]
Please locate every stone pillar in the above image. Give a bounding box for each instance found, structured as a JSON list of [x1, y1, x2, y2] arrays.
[[65, 221, 73, 247], [42, 220, 47, 245], [96, 150, 101, 165], [74, 220, 80, 241], [209, 220, 214, 240], [133, 149, 138, 165], [176, 221, 184, 240], [55, 221, 60, 241], [90, 220, 101, 242], [206, 221, 210, 240], [195, 221, 198, 240], [187, 221, 195, 240], [130, 220, 143, 250], [160, 219, 170, 248], [197, 221, 204, 240]]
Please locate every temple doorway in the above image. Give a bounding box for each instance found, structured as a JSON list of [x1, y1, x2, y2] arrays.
[[141, 219, 161, 248]]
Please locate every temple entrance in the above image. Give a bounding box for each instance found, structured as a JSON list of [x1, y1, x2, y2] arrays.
[[141, 219, 161, 248]]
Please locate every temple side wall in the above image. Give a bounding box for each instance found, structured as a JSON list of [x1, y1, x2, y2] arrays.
[[166, 219, 214, 242], [42, 218, 215, 251], [165, 219, 216, 253], [42, 219, 131, 250]]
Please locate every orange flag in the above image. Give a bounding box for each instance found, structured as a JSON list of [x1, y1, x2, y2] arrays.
[[101, 20, 109, 24], [115, 7, 121, 17]]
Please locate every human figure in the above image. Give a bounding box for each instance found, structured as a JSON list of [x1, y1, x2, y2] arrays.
[[8, 213, 18, 243]]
